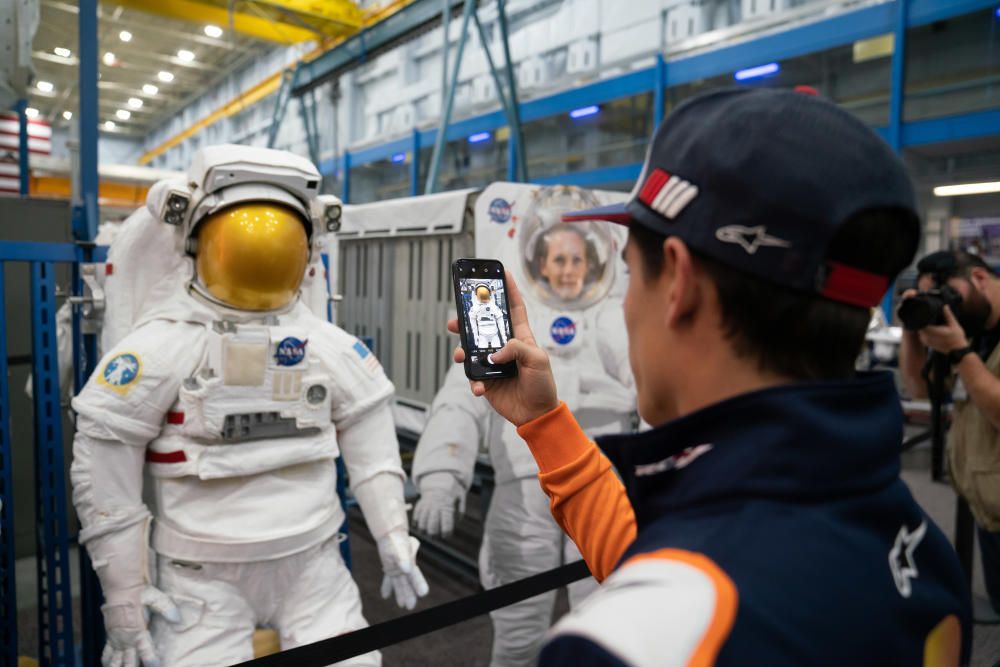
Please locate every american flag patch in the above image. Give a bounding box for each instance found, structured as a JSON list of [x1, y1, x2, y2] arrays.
[[353, 340, 381, 373], [638, 168, 699, 219]]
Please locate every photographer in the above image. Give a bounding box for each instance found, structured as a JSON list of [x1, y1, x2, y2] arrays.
[[899, 250, 1000, 616]]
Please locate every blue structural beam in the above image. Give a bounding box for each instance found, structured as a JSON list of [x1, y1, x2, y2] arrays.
[[76, 0, 99, 242], [15, 99, 29, 196], [31, 262, 75, 667], [0, 268, 17, 666], [902, 108, 1000, 146], [0, 241, 108, 263], [293, 0, 466, 97], [410, 129, 421, 197], [531, 163, 643, 188]]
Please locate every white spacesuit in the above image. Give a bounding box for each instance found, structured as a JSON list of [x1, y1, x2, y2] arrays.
[[468, 285, 507, 349], [70, 145, 428, 667], [412, 184, 636, 667]]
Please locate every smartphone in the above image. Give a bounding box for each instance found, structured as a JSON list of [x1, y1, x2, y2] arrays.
[[452, 258, 518, 381]]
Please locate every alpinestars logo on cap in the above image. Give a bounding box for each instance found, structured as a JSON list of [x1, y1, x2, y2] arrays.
[[638, 168, 699, 219], [715, 225, 792, 255]]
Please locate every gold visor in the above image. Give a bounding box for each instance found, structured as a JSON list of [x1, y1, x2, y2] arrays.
[[195, 203, 309, 311]]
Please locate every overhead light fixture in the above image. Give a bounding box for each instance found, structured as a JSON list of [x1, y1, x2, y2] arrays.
[[177, 50, 195, 62], [104, 120, 116, 130], [103, 52, 116, 66], [934, 182, 1000, 197], [204, 24, 224, 38], [36, 80, 54, 93], [468, 131, 491, 144], [391, 153, 406, 163], [143, 84, 159, 95], [119, 30, 132, 42], [62, 110, 73, 120], [128, 97, 143, 109], [996, 6, 1000, 17], [569, 105, 600, 119], [158, 71, 174, 82], [116, 109, 131, 120], [25, 107, 39, 119], [54, 47, 72, 58], [734, 62, 780, 81]]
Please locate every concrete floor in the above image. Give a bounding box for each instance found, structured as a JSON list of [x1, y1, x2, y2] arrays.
[[12, 441, 1000, 666]]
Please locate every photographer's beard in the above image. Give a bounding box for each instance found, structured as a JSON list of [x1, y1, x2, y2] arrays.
[[957, 282, 993, 338]]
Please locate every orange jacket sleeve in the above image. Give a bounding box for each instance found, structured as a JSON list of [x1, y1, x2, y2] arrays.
[[516, 402, 638, 582]]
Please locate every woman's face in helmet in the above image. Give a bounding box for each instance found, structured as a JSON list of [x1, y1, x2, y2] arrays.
[[540, 228, 589, 301]]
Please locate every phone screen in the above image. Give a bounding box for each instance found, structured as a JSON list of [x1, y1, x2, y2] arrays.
[[452, 258, 517, 380]]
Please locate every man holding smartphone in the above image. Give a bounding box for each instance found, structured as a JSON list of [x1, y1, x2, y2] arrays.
[[451, 87, 972, 665]]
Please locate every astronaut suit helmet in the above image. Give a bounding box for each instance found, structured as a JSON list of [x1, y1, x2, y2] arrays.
[[475, 284, 493, 304], [520, 186, 617, 311], [145, 144, 342, 313]]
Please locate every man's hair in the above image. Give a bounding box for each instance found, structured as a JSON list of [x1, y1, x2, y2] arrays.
[[631, 209, 919, 380], [917, 250, 999, 284]]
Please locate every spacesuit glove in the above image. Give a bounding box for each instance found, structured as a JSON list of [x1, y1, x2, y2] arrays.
[[377, 531, 430, 611], [413, 472, 466, 537], [101, 585, 181, 667]]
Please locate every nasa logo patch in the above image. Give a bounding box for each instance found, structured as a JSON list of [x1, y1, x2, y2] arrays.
[[488, 198, 512, 223], [275, 337, 307, 366], [99, 353, 142, 395], [550, 317, 576, 346]]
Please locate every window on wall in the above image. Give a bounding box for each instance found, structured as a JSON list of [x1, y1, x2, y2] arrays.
[[668, 41, 892, 127], [349, 156, 410, 204], [521, 93, 653, 180], [904, 9, 1000, 122], [417, 132, 508, 193]]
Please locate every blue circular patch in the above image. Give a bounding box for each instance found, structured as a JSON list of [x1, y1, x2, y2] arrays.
[[103, 353, 140, 386], [550, 317, 576, 346], [275, 337, 308, 366], [488, 198, 512, 223]]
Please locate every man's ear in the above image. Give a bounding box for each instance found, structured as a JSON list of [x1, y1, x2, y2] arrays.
[[970, 266, 991, 287], [662, 237, 702, 328]]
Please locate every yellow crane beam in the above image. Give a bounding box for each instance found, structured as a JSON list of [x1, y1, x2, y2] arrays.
[[108, 0, 321, 45], [248, 0, 363, 30], [138, 0, 416, 166]]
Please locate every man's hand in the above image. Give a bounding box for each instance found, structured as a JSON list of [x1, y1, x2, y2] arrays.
[[102, 585, 181, 667], [449, 272, 559, 427], [377, 531, 430, 610], [413, 472, 466, 537], [919, 305, 969, 354]]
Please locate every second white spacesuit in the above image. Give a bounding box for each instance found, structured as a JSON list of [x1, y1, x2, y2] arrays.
[[469, 286, 507, 349], [413, 184, 636, 667], [70, 145, 428, 667]]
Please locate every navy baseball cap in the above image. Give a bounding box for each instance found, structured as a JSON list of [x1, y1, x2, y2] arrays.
[[563, 87, 920, 308]]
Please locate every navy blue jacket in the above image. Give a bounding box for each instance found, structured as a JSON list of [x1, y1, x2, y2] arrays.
[[538, 373, 972, 666]]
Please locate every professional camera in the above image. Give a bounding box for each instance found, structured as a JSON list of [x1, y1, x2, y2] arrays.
[[897, 285, 963, 330]]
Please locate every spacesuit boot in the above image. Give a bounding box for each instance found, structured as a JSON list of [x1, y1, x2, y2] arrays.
[[70, 145, 427, 667]]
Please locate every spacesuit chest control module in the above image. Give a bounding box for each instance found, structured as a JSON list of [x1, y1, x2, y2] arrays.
[[70, 145, 427, 667]]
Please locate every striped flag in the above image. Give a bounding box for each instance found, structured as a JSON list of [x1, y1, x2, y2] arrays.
[[637, 168, 699, 219], [0, 113, 52, 195]]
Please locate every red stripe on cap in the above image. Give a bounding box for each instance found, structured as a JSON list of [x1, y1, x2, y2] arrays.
[[821, 262, 889, 308], [166, 411, 184, 425], [639, 168, 671, 206], [145, 450, 187, 464]]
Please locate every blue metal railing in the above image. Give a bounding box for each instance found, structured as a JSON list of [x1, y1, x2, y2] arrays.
[[0, 242, 104, 667]]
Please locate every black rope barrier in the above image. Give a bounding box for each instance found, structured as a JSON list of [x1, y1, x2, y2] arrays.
[[234, 559, 592, 667]]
